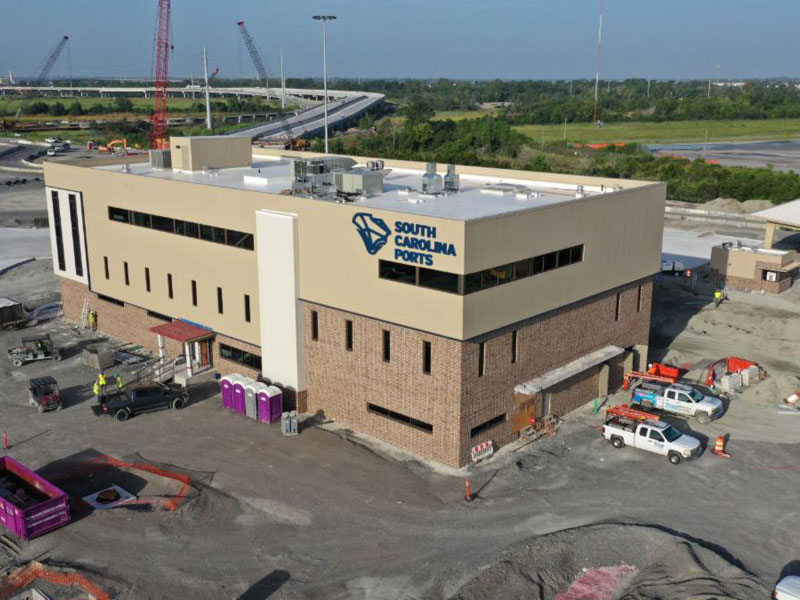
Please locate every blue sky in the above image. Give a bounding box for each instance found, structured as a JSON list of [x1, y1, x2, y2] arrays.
[[2, 1, 799, 81]]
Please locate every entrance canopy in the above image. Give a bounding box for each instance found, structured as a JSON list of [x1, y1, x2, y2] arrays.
[[149, 320, 213, 343], [514, 345, 625, 396]]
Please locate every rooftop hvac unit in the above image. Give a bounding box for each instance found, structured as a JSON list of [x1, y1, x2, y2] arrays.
[[149, 149, 172, 169], [334, 169, 385, 197], [422, 162, 443, 194], [444, 164, 459, 192]]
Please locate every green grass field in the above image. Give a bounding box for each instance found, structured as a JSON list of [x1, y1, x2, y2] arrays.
[[514, 119, 800, 145]]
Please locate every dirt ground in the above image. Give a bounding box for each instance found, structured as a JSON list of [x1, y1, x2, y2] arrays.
[[0, 261, 798, 599]]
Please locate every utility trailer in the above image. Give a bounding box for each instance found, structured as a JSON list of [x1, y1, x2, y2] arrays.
[[0, 298, 26, 330], [0, 456, 70, 540]]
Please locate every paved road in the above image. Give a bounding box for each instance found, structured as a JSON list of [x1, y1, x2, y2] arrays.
[[0, 226, 50, 273]]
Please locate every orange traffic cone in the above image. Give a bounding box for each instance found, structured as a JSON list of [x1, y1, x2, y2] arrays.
[[465, 479, 473, 502]]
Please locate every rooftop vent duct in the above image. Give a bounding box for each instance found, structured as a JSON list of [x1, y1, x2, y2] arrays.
[[149, 149, 172, 169], [422, 162, 443, 194], [443, 164, 459, 192]]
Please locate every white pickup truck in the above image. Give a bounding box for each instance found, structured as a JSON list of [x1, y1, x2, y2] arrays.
[[632, 382, 724, 423], [602, 413, 702, 465]]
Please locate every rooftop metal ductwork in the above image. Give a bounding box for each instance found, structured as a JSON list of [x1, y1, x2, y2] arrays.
[[443, 164, 459, 192], [422, 162, 443, 194]]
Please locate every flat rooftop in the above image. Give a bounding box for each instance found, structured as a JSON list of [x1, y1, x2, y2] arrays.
[[94, 155, 636, 222]]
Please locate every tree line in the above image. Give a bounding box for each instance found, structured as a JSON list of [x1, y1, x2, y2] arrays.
[[319, 100, 800, 204]]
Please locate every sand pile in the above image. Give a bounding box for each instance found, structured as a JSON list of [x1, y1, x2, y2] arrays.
[[450, 523, 767, 600], [702, 198, 773, 213]]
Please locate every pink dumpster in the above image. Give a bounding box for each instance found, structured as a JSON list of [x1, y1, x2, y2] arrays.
[[257, 385, 283, 424], [220, 374, 237, 411], [0, 455, 70, 540]]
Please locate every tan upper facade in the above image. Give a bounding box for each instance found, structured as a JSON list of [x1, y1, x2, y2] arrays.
[[43, 147, 665, 345]]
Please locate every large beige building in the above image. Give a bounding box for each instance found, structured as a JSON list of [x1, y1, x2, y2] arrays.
[[44, 137, 665, 466]]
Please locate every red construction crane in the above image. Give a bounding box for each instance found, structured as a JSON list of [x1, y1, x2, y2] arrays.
[[150, 0, 172, 149]]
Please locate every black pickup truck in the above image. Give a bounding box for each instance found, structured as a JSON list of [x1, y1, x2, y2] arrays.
[[92, 382, 189, 422]]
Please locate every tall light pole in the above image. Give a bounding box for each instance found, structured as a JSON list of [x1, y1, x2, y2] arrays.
[[313, 15, 336, 153], [203, 46, 212, 130]]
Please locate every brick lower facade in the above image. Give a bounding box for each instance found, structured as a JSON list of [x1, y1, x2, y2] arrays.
[[60, 277, 262, 379], [710, 264, 795, 294], [304, 277, 653, 467]]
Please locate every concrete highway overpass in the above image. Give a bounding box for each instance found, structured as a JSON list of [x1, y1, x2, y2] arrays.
[[0, 85, 385, 141]]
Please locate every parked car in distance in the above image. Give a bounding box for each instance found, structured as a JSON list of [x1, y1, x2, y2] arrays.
[[46, 148, 58, 157], [775, 576, 800, 600], [44, 137, 60, 144], [92, 382, 189, 421]]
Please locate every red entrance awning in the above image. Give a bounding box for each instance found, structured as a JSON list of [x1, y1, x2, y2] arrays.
[[150, 320, 214, 344]]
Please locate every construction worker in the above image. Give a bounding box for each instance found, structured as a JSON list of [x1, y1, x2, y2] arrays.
[[714, 290, 723, 308], [93, 380, 102, 403], [87, 310, 97, 331], [115, 373, 123, 391], [98, 371, 107, 393]]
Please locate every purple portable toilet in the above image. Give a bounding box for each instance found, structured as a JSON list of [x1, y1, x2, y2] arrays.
[[232, 376, 247, 415], [266, 385, 283, 423], [256, 384, 274, 424], [220, 374, 236, 411]]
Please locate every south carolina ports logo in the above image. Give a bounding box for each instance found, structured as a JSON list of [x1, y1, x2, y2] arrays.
[[352, 212, 391, 255]]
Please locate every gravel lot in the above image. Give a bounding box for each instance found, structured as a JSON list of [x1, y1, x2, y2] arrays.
[[0, 256, 797, 598]]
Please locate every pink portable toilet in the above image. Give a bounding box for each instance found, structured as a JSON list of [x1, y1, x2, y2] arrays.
[[232, 376, 248, 415], [220, 374, 237, 411]]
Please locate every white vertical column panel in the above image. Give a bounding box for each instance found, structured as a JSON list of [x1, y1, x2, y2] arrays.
[[255, 209, 305, 391]]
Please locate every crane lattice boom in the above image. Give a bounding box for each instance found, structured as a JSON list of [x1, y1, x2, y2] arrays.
[[150, 0, 172, 149], [36, 36, 69, 82], [236, 21, 269, 90], [236, 20, 295, 143]]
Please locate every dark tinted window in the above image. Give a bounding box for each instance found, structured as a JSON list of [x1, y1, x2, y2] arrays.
[[51, 192, 65, 271], [152, 215, 175, 233], [532, 255, 544, 274], [557, 248, 571, 267], [131, 212, 151, 228], [379, 260, 416, 284], [514, 258, 532, 279], [226, 230, 254, 249], [464, 272, 482, 294], [570, 244, 584, 264], [220, 343, 262, 370], [108, 206, 129, 223], [200, 225, 226, 244], [175, 220, 199, 237], [418, 268, 459, 293], [543, 252, 557, 271]]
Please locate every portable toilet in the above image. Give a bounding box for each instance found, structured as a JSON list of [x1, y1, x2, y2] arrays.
[[244, 381, 259, 420], [257, 385, 283, 424], [232, 377, 248, 415], [220, 374, 238, 411]]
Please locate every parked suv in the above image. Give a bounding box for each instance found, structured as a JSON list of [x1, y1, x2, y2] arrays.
[[92, 382, 188, 421]]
